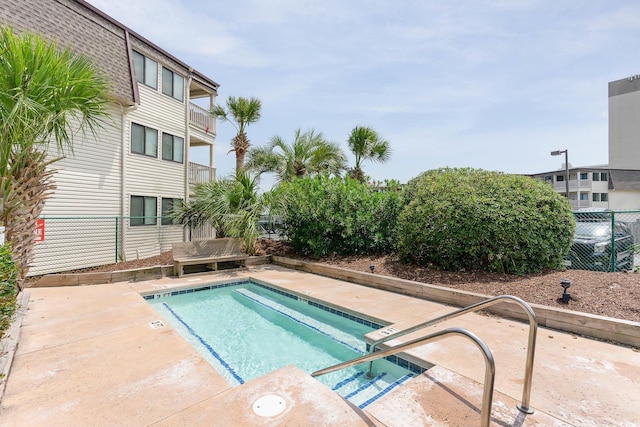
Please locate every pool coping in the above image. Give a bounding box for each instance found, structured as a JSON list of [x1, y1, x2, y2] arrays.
[[143, 277, 433, 377], [26, 254, 640, 347], [272, 256, 640, 348]]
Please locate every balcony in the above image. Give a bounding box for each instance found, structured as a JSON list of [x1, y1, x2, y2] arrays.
[[189, 103, 216, 144], [189, 162, 216, 185]]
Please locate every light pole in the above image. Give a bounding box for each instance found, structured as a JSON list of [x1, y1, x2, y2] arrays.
[[550, 149, 569, 199]]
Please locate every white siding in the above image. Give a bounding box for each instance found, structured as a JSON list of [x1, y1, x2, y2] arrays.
[[30, 105, 123, 275], [121, 80, 189, 261], [40, 105, 123, 216], [29, 59, 200, 274]]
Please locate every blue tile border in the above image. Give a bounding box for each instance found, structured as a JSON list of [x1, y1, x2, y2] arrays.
[[145, 279, 431, 375], [161, 302, 244, 385]]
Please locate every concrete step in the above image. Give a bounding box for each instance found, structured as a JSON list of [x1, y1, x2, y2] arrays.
[[364, 365, 565, 426]]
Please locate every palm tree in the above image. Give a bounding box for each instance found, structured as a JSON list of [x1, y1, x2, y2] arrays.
[[246, 128, 347, 183], [0, 27, 109, 287], [210, 96, 262, 172], [172, 170, 264, 255], [346, 126, 392, 182]]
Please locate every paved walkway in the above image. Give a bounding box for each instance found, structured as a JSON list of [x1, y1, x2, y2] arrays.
[[1, 265, 639, 426]]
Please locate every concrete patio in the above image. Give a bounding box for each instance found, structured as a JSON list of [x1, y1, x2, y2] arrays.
[[1, 265, 638, 426]]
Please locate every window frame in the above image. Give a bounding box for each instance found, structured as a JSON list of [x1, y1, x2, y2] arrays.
[[600, 192, 608, 202], [162, 66, 184, 102], [556, 175, 565, 182], [580, 172, 588, 180], [162, 132, 184, 163], [132, 50, 158, 89], [130, 195, 157, 226], [592, 172, 600, 181], [161, 197, 183, 225], [131, 123, 158, 158]]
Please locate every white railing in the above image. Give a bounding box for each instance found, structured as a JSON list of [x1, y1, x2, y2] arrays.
[[189, 162, 215, 184], [189, 103, 215, 134]]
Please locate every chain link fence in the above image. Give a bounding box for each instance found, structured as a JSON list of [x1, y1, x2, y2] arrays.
[[25, 210, 640, 276], [29, 216, 213, 276], [564, 210, 640, 272], [258, 214, 285, 240]]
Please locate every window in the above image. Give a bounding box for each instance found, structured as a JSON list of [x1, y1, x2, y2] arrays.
[[544, 175, 553, 183], [600, 172, 608, 182], [130, 196, 157, 226], [592, 172, 600, 181], [161, 198, 183, 225], [131, 123, 158, 157], [592, 193, 600, 202], [556, 175, 565, 182], [132, 50, 158, 89], [162, 67, 184, 101], [580, 193, 589, 201], [162, 133, 184, 163], [600, 193, 608, 202], [580, 172, 588, 180]]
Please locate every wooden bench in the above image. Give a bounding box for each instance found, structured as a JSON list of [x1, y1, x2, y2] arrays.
[[172, 238, 248, 277]]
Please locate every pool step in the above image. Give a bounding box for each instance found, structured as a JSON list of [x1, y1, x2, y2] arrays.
[[233, 288, 366, 353], [234, 288, 417, 408], [331, 370, 415, 409]]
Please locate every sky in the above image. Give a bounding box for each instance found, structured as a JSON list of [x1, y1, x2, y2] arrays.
[[88, 0, 640, 189]]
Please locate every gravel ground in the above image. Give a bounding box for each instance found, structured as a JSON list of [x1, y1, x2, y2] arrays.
[[54, 240, 640, 323]]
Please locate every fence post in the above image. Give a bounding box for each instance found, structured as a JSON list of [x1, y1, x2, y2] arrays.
[[115, 217, 119, 263], [610, 211, 616, 272]]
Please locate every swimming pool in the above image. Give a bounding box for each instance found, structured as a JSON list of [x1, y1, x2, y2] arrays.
[[146, 280, 427, 408]]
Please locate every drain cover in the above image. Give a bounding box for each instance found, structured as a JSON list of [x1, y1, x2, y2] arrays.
[[149, 320, 165, 329], [252, 394, 286, 417]]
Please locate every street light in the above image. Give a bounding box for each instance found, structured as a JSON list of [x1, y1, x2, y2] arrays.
[[550, 149, 569, 199]]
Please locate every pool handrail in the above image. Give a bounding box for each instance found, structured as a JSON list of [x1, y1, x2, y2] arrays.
[[312, 327, 496, 427], [367, 294, 537, 414]]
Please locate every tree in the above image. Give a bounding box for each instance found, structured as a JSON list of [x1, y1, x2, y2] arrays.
[[398, 168, 574, 275], [172, 170, 265, 255], [0, 27, 109, 287], [346, 126, 392, 182], [246, 128, 347, 183], [210, 96, 262, 172]]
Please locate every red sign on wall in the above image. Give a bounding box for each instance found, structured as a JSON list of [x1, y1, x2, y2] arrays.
[[35, 219, 45, 242]]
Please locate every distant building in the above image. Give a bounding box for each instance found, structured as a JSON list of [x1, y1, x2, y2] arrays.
[[607, 76, 640, 209], [530, 76, 640, 210], [529, 166, 612, 210], [0, 0, 219, 274]]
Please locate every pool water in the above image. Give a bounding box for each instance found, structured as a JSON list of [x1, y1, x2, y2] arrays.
[[147, 281, 419, 408]]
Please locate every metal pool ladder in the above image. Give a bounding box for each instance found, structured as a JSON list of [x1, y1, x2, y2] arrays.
[[311, 295, 538, 427]]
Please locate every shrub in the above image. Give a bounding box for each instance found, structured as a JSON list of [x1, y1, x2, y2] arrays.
[[398, 168, 574, 275], [275, 176, 402, 257], [0, 243, 18, 339]]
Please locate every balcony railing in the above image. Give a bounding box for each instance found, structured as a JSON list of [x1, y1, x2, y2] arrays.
[[189, 162, 215, 184], [189, 103, 215, 134]]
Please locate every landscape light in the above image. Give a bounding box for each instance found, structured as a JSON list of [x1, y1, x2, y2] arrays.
[[560, 278, 571, 303]]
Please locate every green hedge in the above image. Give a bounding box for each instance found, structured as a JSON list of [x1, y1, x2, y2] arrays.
[[398, 168, 574, 275], [0, 243, 18, 339], [275, 176, 402, 257]]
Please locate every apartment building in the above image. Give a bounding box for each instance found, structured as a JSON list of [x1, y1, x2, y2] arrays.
[[530, 166, 611, 210], [0, 0, 219, 274], [530, 75, 640, 211]]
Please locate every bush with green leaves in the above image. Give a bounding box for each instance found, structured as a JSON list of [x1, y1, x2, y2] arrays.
[[275, 176, 402, 257], [0, 243, 19, 339], [398, 168, 574, 275]]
